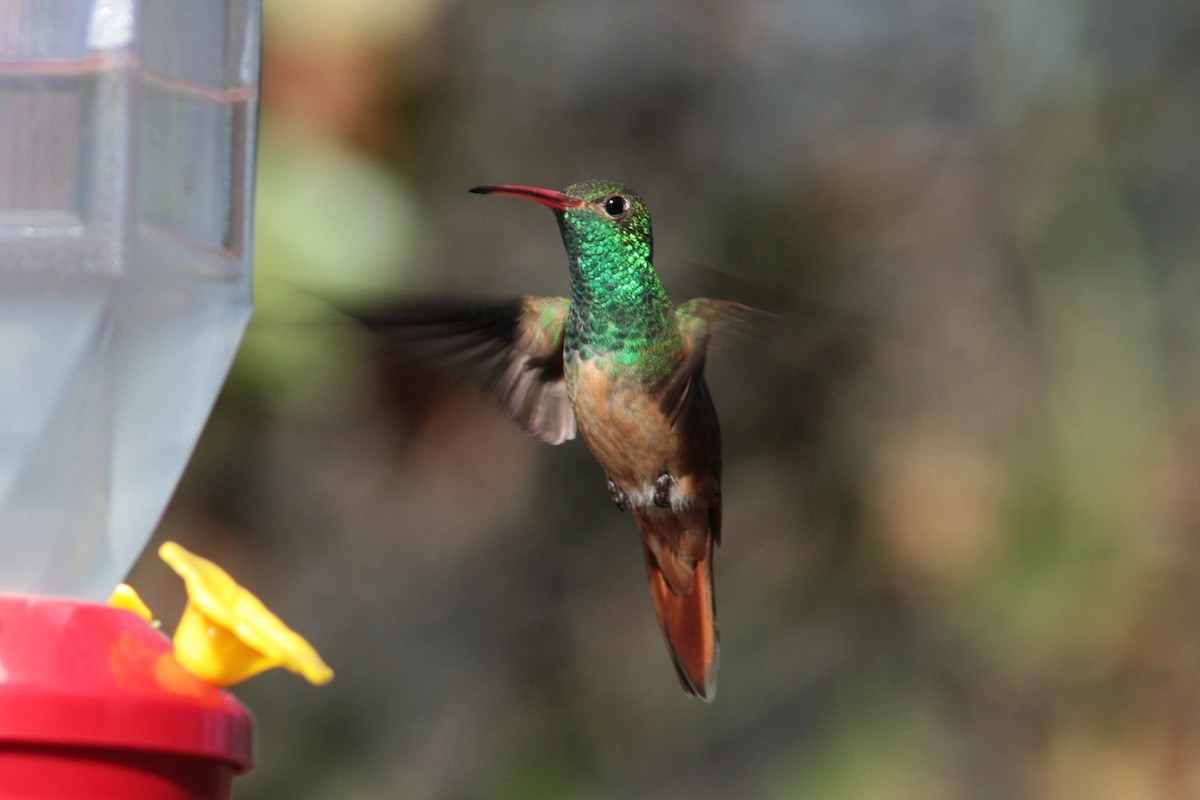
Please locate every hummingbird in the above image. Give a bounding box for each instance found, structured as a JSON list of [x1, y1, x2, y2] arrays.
[[353, 180, 754, 700]]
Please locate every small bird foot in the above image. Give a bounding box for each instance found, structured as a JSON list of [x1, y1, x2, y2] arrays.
[[607, 478, 631, 512], [653, 473, 674, 508]]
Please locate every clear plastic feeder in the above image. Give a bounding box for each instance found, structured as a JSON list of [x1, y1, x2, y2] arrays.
[[0, 1, 260, 599]]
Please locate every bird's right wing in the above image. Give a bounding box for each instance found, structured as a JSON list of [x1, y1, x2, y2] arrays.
[[347, 296, 576, 445]]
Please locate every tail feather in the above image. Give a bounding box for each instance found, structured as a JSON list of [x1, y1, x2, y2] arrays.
[[643, 537, 718, 701]]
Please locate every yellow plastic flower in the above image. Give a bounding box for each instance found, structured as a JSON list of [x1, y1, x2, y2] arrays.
[[159, 541, 334, 687], [108, 582, 158, 626]]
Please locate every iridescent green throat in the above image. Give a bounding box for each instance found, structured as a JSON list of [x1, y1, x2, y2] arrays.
[[556, 196, 681, 383]]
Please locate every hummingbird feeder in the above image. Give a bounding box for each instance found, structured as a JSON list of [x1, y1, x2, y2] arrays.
[[0, 2, 327, 797]]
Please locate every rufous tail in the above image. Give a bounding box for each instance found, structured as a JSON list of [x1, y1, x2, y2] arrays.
[[643, 537, 718, 701]]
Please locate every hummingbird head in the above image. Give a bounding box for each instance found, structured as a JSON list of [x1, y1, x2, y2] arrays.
[[470, 180, 653, 269], [471, 180, 674, 363]]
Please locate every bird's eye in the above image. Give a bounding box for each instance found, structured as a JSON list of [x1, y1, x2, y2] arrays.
[[603, 195, 628, 218]]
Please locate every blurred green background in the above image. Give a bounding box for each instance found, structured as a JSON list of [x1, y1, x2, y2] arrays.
[[131, 0, 1200, 797]]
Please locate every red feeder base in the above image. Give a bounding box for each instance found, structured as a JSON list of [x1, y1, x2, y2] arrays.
[[0, 595, 254, 800]]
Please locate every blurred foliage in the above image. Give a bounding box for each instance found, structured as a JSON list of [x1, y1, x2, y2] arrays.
[[131, 0, 1200, 797]]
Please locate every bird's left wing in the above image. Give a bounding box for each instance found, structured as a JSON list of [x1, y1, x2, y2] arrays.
[[659, 299, 765, 428], [348, 296, 576, 445]]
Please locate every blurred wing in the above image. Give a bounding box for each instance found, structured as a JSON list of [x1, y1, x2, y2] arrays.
[[659, 299, 767, 428], [349, 296, 576, 445]]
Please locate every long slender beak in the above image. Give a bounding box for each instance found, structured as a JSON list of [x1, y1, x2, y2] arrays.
[[469, 184, 584, 210]]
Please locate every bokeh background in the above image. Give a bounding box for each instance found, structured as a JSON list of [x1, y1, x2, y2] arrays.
[[131, 0, 1200, 797]]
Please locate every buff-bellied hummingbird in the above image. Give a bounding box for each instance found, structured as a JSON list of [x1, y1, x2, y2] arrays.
[[353, 180, 755, 700]]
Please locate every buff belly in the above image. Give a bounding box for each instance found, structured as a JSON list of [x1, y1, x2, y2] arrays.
[[568, 360, 703, 511]]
